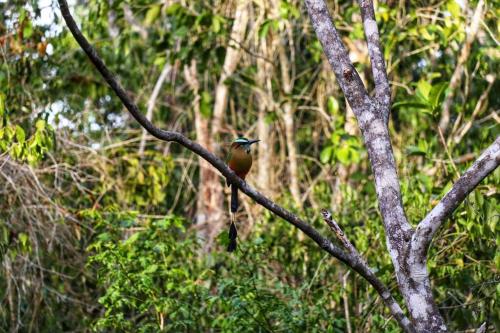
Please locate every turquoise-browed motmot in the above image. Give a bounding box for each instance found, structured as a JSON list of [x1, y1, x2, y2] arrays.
[[226, 137, 259, 252]]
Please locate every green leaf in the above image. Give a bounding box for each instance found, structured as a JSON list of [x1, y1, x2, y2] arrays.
[[19, 233, 28, 247], [428, 82, 448, 108], [392, 101, 430, 110], [327, 96, 339, 115], [154, 56, 166, 68], [35, 119, 45, 131], [211, 15, 222, 33], [320, 146, 333, 164], [15, 125, 25, 143], [0, 92, 5, 117], [416, 80, 431, 101], [446, 0, 461, 18], [259, 19, 273, 38], [144, 5, 161, 26], [405, 145, 427, 156], [335, 145, 351, 164], [145, 264, 158, 274], [124, 232, 140, 245], [23, 20, 33, 39], [200, 91, 212, 118]]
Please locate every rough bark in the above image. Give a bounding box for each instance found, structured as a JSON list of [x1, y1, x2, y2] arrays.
[[305, 0, 445, 331], [305, 1, 499, 332]]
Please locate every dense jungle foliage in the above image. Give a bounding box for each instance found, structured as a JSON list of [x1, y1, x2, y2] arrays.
[[0, 0, 498, 332]]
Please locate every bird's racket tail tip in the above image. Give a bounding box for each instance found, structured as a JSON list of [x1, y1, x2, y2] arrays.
[[227, 239, 237, 252], [228, 222, 237, 239]]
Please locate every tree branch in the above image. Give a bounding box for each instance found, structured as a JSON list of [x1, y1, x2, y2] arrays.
[[138, 60, 171, 156], [321, 210, 414, 333], [306, 0, 412, 266], [57, 0, 337, 255], [304, 0, 369, 111], [55, 3, 416, 330], [357, 0, 391, 110], [411, 137, 500, 258]]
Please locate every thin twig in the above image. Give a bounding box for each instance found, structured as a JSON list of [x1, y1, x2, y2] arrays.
[[437, 126, 460, 179], [321, 209, 414, 333]]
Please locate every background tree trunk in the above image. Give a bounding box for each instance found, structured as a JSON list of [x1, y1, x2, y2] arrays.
[[195, 1, 249, 249]]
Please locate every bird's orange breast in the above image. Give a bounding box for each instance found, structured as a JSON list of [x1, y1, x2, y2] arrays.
[[228, 147, 253, 179]]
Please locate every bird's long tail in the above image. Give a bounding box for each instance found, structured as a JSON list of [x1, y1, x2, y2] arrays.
[[230, 184, 238, 213], [228, 184, 238, 252]]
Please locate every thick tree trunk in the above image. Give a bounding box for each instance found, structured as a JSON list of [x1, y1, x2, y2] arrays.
[[255, 38, 273, 194], [194, 2, 249, 249], [305, 1, 449, 330], [183, 61, 223, 249], [211, 1, 249, 141], [279, 40, 301, 207]]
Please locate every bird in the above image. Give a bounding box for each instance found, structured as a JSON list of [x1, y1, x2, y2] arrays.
[[225, 137, 260, 252]]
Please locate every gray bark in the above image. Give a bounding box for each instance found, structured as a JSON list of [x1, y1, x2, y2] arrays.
[[305, 0, 499, 332]]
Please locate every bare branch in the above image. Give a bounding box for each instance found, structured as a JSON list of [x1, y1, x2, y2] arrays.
[[412, 137, 500, 258], [138, 61, 171, 156], [304, 0, 369, 111], [321, 210, 415, 333], [451, 75, 495, 144], [123, 4, 148, 40], [321, 210, 361, 257], [438, 0, 485, 132], [476, 322, 487, 333], [357, 0, 391, 109]]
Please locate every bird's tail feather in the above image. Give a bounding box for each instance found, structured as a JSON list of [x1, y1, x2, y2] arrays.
[[227, 219, 237, 252], [230, 184, 238, 213], [228, 184, 238, 252]]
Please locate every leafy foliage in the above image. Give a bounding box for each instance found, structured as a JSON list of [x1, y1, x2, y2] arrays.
[[0, 0, 498, 332]]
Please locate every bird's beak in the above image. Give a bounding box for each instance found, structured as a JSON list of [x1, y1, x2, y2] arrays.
[[248, 139, 260, 145]]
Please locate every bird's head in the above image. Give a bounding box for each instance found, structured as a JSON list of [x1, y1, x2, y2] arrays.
[[232, 137, 260, 153]]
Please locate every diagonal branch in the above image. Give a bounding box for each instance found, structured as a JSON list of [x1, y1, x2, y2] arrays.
[[56, 3, 416, 330], [357, 0, 391, 110], [56, 1, 333, 255], [411, 136, 500, 259], [321, 210, 414, 333], [304, 0, 369, 111]]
